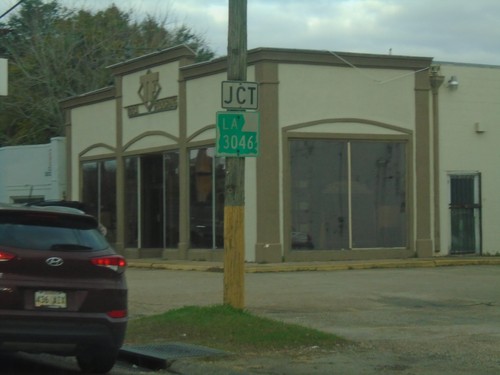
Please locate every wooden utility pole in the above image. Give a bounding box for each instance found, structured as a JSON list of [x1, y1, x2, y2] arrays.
[[223, 0, 247, 309]]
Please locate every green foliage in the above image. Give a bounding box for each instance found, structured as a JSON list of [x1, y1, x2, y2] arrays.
[[126, 305, 346, 353], [0, 0, 215, 146]]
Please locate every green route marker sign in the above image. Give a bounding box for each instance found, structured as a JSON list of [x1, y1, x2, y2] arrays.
[[216, 111, 260, 157]]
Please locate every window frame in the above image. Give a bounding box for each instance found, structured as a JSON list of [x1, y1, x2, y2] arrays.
[[285, 134, 411, 257]]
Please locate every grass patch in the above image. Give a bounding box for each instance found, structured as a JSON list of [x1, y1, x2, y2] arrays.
[[125, 305, 346, 354]]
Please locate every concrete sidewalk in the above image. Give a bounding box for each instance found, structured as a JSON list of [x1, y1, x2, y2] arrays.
[[127, 256, 500, 272]]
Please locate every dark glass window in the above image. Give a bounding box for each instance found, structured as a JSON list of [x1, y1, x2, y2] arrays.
[[82, 162, 98, 218], [81, 160, 116, 243], [0, 223, 107, 251], [350, 142, 406, 248], [164, 152, 180, 248], [125, 157, 138, 247], [189, 147, 225, 249], [100, 160, 117, 242], [290, 140, 348, 250], [290, 139, 406, 250], [124, 151, 179, 249], [0, 211, 108, 251], [141, 154, 164, 248]]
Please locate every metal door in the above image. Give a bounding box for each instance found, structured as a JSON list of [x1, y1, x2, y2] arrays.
[[449, 174, 481, 254]]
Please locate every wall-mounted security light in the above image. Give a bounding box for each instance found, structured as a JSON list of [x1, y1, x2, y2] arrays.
[[447, 75, 459, 89]]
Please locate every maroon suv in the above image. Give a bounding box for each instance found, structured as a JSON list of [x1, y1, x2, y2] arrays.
[[0, 204, 127, 373]]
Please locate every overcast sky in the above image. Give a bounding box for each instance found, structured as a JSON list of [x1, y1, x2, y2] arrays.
[[3, 0, 500, 65]]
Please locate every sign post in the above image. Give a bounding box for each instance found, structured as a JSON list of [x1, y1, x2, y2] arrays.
[[222, 0, 248, 309]]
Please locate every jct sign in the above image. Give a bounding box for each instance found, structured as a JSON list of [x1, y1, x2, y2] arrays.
[[216, 111, 260, 157], [221, 81, 258, 110]]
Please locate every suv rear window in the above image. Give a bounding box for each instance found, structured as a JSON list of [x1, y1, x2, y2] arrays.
[[0, 210, 108, 251]]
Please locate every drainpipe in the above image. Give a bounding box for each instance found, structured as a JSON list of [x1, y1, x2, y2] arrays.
[[429, 66, 444, 253]]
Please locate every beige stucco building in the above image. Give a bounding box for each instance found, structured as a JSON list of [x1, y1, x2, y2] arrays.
[[61, 45, 500, 262]]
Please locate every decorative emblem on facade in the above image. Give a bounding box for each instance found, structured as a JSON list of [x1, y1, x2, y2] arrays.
[[138, 70, 161, 112], [126, 69, 178, 118]]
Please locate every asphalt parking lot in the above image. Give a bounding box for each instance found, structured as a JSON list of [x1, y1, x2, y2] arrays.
[[126, 261, 500, 374]]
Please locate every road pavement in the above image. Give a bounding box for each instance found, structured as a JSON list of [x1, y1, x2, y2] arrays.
[[126, 259, 500, 374]]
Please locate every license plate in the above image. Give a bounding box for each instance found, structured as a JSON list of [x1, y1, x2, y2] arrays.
[[35, 291, 67, 309]]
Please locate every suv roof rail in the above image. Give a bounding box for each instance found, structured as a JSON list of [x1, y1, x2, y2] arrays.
[[26, 200, 87, 212]]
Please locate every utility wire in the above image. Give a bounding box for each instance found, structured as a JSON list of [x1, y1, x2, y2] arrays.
[[0, 0, 23, 20], [327, 50, 429, 84]]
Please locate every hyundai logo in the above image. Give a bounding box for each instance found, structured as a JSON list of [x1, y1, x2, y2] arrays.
[[45, 257, 64, 267]]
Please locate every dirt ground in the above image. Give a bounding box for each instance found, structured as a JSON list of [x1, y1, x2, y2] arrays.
[[166, 329, 499, 375], [127, 265, 500, 374]]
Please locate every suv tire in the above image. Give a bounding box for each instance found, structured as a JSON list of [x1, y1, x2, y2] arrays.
[[76, 344, 118, 374]]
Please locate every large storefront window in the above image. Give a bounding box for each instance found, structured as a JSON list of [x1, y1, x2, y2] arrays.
[[189, 147, 225, 249], [290, 140, 406, 250], [82, 159, 117, 243], [124, 157, 138, 247], [124, 151, 179, 248]]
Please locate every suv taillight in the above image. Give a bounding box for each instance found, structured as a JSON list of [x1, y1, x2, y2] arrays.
[[107, 309, 127, 319], [0, 250, 16, 261], [90, 255, 126, 273]]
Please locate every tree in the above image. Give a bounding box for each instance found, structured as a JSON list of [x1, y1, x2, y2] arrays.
[[0, 0, 214, 146]]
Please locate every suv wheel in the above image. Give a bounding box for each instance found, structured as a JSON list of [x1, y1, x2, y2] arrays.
[[76, 344, 118, 374]]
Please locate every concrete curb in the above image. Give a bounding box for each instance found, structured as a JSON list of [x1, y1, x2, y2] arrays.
[[119, 343, 227, 370], [127, 257, 500, 273]]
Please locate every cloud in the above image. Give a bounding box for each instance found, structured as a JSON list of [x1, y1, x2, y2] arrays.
[[19, 0, 500, 65]]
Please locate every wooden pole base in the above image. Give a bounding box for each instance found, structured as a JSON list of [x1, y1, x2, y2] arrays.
[[223, 205, 245, 309]]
